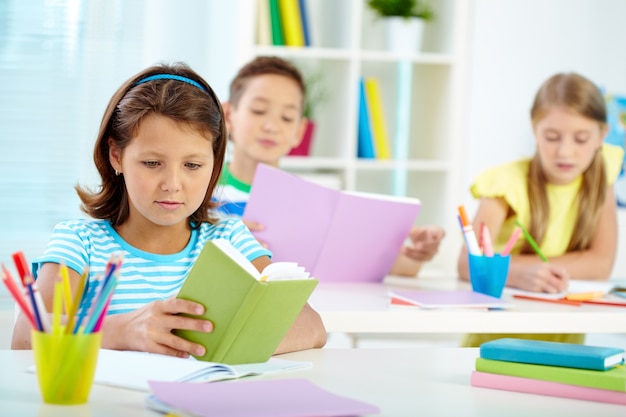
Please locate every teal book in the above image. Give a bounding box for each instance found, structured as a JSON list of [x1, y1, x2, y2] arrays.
[[175, 239, 318, 365], [475, 357, 626, 392], [480, 338, 625, 371], [357, 78, 375, 159]]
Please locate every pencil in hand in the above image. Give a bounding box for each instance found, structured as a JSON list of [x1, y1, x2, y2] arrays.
[[515, 220, 548, 262]]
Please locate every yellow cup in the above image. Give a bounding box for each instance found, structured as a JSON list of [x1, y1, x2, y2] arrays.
[[32, 329, 102, 405]]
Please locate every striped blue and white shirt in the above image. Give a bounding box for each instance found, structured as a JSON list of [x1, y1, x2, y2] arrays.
[[33, 218, 271, 315]]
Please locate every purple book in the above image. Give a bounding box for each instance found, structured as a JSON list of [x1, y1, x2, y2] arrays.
[[243, 164, 421, 283], [148, 378, 380, 417]]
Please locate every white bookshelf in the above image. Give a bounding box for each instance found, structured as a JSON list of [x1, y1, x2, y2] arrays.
[[235, 0, 470, 277]]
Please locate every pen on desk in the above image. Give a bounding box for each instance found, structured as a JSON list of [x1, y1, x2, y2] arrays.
[[515, 220, 548, 262], [564, 291, 605, 301], [457, 206, 482, 256]]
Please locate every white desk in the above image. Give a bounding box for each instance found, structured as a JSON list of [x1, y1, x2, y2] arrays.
[[309, 278, 626, 334], [1, 348, 624, 416]]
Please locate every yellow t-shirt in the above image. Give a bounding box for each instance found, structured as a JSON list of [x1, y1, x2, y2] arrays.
[[462, 143, 624, 347], [471, 143, 623, 257]]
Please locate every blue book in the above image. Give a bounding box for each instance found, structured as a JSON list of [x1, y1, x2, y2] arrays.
[[298, 0, 311, 46], [357, 78, 375, 159], [480, 338, 625, 371]]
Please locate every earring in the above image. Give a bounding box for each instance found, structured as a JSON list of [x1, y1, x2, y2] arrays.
[[115, 169, 120, 176]]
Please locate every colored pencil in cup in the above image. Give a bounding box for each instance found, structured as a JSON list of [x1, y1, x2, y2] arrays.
[[481, 223, 494, 257], [501, 226, 522, 256], [457, 205, 482, 256]]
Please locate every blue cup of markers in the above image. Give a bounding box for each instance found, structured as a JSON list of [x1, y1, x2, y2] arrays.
[[468, 254, 511, 298]]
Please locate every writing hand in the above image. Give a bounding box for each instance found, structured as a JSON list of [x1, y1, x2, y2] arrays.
[[103, 297, 213, 358], [401, 225, 445, 262], [510, 263, 570, 293], [243, 219, 268, 248]]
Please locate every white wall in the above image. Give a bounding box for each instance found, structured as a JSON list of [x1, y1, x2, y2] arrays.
[[466, 0, 626, 209]]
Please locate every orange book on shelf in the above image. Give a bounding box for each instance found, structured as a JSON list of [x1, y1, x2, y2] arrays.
[[364, 77, 392, 159], [279, 0, 305, 47]]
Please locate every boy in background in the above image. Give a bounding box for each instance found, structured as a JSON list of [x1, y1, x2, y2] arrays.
[[215, 56, 444, 277]]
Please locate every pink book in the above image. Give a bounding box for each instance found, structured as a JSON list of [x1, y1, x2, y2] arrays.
[[243, 164, 421, 282], [471, 371, 626, 405]]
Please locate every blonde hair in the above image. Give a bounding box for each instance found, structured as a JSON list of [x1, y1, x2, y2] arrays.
[[525, 73, 607, 253]]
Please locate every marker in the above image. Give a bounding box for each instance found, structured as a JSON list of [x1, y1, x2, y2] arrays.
[[565, 291, 605, 301], [458, 205, 482, 256], [481, 223, 494, 257]]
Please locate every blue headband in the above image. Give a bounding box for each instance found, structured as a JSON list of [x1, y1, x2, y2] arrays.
[[134, 74, 209, 93]]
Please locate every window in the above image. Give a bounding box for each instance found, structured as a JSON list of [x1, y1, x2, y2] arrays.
[[0, 0, 145, 263]]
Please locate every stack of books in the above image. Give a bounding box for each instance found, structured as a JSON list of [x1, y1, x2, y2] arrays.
[[471, 338, 626, 405]]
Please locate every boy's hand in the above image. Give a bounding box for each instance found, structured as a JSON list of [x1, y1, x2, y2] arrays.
[[103, 297, 213, 358], [401, 225, 445, 262]]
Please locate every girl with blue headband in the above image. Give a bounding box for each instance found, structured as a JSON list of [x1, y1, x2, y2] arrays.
[[12, 62, 327, 356]]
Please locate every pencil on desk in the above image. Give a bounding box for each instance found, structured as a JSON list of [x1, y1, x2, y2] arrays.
[[565, 291, 605, 301], [515, 220, 548, 262]]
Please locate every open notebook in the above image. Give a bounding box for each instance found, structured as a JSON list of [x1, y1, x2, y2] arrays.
[[503, 280, 623, 304], [27, 349, 311, 391]]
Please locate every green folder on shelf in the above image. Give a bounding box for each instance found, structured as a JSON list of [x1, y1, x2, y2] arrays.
[[175, 239, 318, 365]]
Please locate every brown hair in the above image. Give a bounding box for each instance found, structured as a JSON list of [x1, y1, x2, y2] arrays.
[[525, 72, 607, 253], [76, 62, 227, 227], [228, 56, 306, 111]]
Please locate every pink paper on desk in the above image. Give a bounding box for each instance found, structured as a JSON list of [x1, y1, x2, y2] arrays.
[[389, 290, 513, 309], [243, 164, 421, 282], [471, 371, 626, 405], [148, 378, 380, 417]]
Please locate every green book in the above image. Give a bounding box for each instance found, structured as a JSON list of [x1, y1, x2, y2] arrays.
[[175, 239, 318, 365], [268, 0, 284, 46], [476, 357, 626, 392]]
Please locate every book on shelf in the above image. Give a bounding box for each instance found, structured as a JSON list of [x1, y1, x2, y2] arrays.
[[268, 0, 284, 46], [27, 349, 311, 392], [389, 290, 513, 310], [297, 0, 311, 46], [146, 378, 380, 417], [243, 163, 421, 283], [174, 239, 318, 364], [364, 77, 392, 159], [357, 77, 375, 159], [480, 338, 625, 371], [471, 371, 626, 406], [278, 0, 304, 46], [475, 357, 626, 392], [256, 0, 272, 45]]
